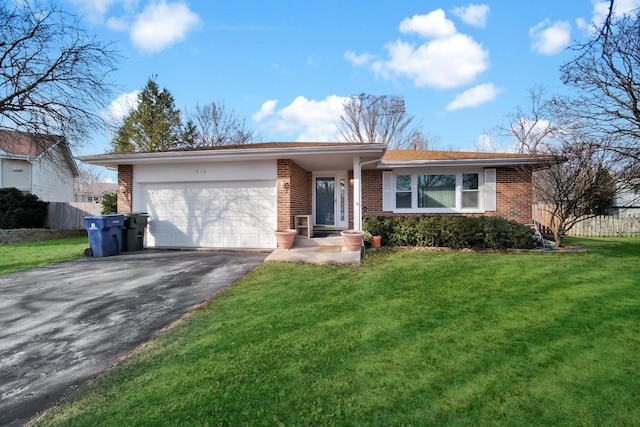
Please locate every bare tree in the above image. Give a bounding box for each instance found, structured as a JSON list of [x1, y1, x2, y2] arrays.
[[337, 94, 415, 148], [185, 101, 255, 147], [556, 1, 640, 165], [497, 86, 564, 154], [73, 164, 106, 202], [501, 88, 621, 246], [533, 136, 617, 246], [0, 1, 118, 153], [393, 129, 441, 150]]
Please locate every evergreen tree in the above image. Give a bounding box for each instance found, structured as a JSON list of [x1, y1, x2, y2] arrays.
[[111, 77, 183, 152]]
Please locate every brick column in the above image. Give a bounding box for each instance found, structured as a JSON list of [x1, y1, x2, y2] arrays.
[[277, 159, 310, 230], [117, 164, 133, 213], [495, 167, 533, 223]]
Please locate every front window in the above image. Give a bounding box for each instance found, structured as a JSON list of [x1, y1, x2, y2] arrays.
[[393, 171, 483, 212], [418, 174, 456, 208]]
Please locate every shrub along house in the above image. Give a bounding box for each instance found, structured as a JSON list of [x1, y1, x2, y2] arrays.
[[80, 142, 549, 249]]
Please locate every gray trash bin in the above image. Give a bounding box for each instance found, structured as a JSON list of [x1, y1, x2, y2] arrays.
[[122, 212, 149, 252]]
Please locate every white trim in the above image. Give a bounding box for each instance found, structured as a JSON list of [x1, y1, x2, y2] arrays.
[[384, 169, 486, 214], [80, 144, 388, 167], [312, 171, 348, 229], [382, 171, 394, 211], [484, 168, 497, 211]]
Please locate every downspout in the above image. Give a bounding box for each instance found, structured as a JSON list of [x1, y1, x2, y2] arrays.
[[353, 156, 383, 231]]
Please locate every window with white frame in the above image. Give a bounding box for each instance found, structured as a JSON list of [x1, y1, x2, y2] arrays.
[[384, 170, 491, 213]]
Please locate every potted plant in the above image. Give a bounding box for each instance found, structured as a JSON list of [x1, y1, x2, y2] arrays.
[[369, 233, 382, 248], [340, 230, 365, 251], [363, 216, 383, 248], [274, 229, 297, 249]]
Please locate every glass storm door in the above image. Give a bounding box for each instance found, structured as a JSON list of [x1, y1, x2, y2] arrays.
[[315, 177, 335, 226]]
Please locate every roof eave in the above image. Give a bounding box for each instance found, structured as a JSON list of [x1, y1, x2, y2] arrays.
[[379, 158, 547, 168], [79, 144, 388, 167]]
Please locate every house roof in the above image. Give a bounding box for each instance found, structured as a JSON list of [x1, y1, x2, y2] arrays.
[[79, 142, 388, 171], [0, 129, 80, 176], [79, 142, 556, 171], [0, 130, 58, 156], [380, 149, 555, 168]]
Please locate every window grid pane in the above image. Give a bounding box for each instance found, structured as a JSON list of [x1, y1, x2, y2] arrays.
[[462, 173, 479, 208], [396, 175, 412, 208]]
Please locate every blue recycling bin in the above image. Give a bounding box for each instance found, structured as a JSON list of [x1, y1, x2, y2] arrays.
[[83, 214, 125, 257]]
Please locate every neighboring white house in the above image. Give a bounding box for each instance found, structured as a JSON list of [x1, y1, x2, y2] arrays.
[[609, 183, 640, 216], [75, 182, 118, 203], [0, 130, 79, 202]]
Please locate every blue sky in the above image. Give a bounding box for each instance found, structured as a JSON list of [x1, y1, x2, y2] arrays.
[[60, 0, 640, 157]]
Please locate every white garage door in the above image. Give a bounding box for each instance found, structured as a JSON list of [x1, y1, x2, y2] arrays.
[[140, 180, 276, 248]]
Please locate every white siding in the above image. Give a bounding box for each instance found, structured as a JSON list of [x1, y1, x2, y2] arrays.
[[26, 146, 75, 202], [1, 159, 32, 191]]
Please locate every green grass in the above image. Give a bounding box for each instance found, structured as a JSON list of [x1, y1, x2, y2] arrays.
[[36, 237, 640, 426], [0, 236, 88, 276]]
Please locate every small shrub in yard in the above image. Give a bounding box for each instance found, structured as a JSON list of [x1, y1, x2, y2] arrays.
[[363, 215, 536, 250], [101, 192, 117, 214], [0, 187, 48, 229]]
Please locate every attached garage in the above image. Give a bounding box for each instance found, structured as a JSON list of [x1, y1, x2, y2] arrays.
[[131, 159, 277, 249], [140, 180, 276, 248]]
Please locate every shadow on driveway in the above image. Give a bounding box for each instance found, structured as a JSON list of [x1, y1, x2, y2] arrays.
[[0, 249, 267, 427]]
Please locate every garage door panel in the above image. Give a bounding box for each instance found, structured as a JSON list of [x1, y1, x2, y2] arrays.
[[140, 181, 276, 248]]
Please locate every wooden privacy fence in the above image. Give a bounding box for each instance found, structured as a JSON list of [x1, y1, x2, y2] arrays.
[[533, 204, 640, 237], [46, 202, 102, 230]]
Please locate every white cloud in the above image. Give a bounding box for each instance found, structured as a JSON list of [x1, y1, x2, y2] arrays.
[[446, 83, 499, 111], [529, 19, 571, 55], [350, 9, 489, 90], [66, 0, 138, 23], [473, 133, 518, 153], [590, 0, 640, 28], [252, 99, 278, 122], [130, 1, 201, 53], [106, 15, 130, 31], [372, 34, 489, 89], [100, 90, 140, 123], [399, 9, 457, 39], [451, 4, 490, 28], [344, 50, 374, 66], [253, 95, 347, 142]]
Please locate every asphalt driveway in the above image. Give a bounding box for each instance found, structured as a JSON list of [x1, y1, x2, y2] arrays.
[[0, 249, 267, 427]]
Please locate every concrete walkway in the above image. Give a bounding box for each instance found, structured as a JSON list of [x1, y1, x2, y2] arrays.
[[0, 250, 267, 427], [265, 235, 362, 266]]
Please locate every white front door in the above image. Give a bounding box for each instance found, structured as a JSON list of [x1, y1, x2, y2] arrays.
[[313, 172, 348, 229]]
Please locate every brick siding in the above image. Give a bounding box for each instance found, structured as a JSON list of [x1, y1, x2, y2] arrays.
[[117, 164, 133, 213], [360, 167, 533, 224], [277, 159, 311, 230]]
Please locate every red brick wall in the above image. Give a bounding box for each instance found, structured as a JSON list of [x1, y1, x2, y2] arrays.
[[117, 165, 133, 213], [359, 167, 533, 224], [277, 159, 311, 230], [493, 166, 533, 224]]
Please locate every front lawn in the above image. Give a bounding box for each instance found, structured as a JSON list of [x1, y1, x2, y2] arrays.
[[0, 236, 87, 276], [36, 237, 640, 426]]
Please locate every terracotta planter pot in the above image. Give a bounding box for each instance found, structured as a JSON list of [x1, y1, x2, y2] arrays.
[[341, 230, 364, 251], [370, 235, 381, 248], [274, 229, 297, 249]]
